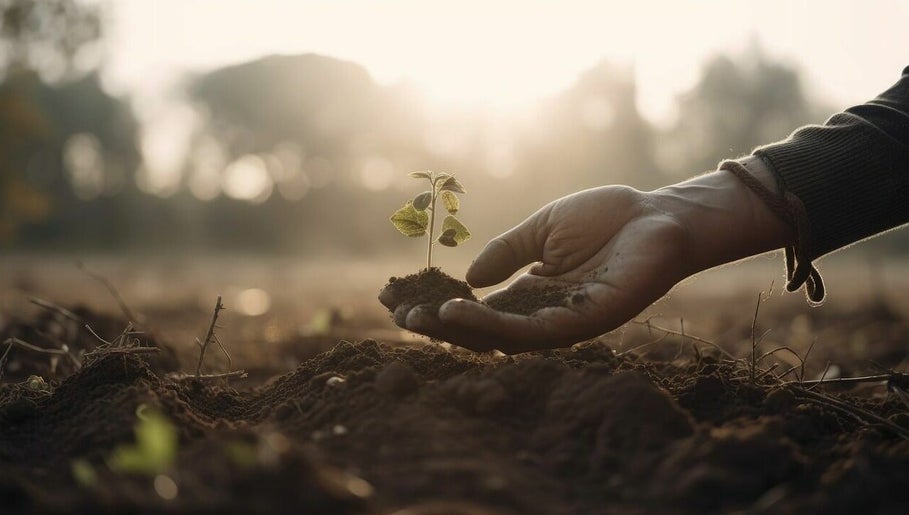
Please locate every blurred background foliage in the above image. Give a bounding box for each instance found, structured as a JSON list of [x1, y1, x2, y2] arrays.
[[1, 0, 903, 257]]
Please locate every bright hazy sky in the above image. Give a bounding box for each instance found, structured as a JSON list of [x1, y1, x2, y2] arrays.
[[104, 0, 909, 123], [97, 0, 908, 194]]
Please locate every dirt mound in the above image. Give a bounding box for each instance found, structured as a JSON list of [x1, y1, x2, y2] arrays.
[[0, 305, 179, 383], [3, 335, 909, 514]]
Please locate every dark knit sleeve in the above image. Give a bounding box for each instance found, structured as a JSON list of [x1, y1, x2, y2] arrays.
[[754, 65, 909, 260]]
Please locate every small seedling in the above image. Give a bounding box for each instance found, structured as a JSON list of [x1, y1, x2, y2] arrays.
[[108, 404, 178, 475], [390, 171, 470, 269]]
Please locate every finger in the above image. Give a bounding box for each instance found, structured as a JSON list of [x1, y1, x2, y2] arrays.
[[407, 301, 533, 353], [529, 262, 565, 277], [466, 210, 548, 288], [405, 304, 499, 352], [438, 299, 591, 354], [393, 303, 416, 327], [378, 280, 407, 310], [406, 304, 506, 352], [378, 288, 397, 310]]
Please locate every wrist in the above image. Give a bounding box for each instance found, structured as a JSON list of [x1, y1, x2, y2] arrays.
[[652, 161, 795, 274]]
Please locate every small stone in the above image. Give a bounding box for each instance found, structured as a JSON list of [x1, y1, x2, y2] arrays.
[[326, 376, 346, 387]]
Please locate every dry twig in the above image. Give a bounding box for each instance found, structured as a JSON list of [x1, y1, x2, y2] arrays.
[[749, 283, 774, 384], [1, 337, 80, 381], [82, 323, 158, 361], [168, 370, 248, 381], [790, 386, 909, 440], [76, 261, 141, 324], [786, 373, 897, 388], [195, 296, 225, 377], [629, 319, 736, 361], [29, 298, 81, 322], [616, 332, 671, 358]]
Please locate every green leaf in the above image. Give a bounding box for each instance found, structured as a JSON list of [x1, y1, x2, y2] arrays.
[[412, 191, 432, 211], [26, 375, 49, 392], [440, 190, 459, 214], [438, 176, 466, 194], [390, 202, 429, 237], [438, 215, 470, 246], [306, 308, 334, 335], [408, 171, 432, 180], [224, 441, 258, 467], [109, 406, 177, 475], [437, 228, 458, 247], [71, 459, 97, 487]]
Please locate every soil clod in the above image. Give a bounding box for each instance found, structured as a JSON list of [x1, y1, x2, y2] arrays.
[[381, 268, 578, 317]]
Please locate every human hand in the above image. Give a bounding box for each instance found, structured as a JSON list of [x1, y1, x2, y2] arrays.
[[380, 161, 793, 354]]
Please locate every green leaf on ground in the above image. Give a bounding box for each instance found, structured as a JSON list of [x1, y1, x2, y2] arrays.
[[109, 405, 177, 475], [71, 459, 97, 487]]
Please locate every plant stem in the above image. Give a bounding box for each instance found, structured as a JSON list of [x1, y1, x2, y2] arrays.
[[427, 178, 437, 269]]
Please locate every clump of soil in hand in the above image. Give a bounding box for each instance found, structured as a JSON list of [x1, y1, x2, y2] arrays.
[[383, 268, 577, 317], [384, 268, 478, 312]]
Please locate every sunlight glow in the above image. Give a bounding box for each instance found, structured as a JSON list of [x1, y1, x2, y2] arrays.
[[581, 96, 615, 132], [107, 0, 908, 116], [188, 137, 226, 201], [222, 155, 273, 203], [137, 104, 199, 197], [271, 143, 311, 200], [153, 475, 178, 501], [234, 288, 272, 316], [63, 133, 105, 200], [360, 156, 396, 191]]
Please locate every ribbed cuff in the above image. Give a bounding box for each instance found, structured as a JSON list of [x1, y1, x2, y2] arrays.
[[755, 112, 909, 261]]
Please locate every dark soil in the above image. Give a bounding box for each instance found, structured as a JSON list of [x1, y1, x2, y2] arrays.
[[485, 283, 579, 316], [0, 304, 180, 382], [4, 305, 909, 513]]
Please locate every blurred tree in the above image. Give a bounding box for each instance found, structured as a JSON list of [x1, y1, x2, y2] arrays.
[[659, 46, 830, 176], [0, 70, 52, 241], [0, 0, 142, 248], [517, 61, 658, 195], [0, 70, 141, 247], [0, 0, 102, 81], [191, 54, 381, 166], [185, 54, 437, 254]]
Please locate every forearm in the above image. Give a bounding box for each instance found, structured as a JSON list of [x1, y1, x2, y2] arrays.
[[652, 160, 794, 275]]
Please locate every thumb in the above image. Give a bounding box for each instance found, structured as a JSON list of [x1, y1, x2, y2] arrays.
[[466, 210, 547, 287]]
